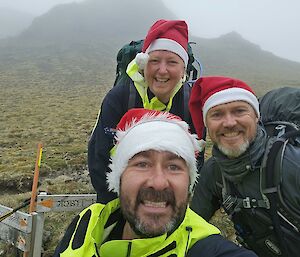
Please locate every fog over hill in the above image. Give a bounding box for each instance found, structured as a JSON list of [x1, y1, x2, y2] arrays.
[[19, 0, 177, 45], [0, 0, 299, 94], [0, 7, 34, 39]]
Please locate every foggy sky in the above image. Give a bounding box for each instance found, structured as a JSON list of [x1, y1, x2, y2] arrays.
[[1, 0, 300, 63], [0, 0, 84, 15], [164, 0, 300, 63]]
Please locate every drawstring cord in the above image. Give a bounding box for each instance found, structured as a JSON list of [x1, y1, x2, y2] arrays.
[[184, 226, 192, 256]]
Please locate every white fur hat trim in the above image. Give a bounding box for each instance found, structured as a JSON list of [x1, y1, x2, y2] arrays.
[[107, 114, 200, 194]]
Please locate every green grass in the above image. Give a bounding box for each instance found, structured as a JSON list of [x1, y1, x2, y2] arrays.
[[0, 80, 108, 178], [0, 66, 112, 255]]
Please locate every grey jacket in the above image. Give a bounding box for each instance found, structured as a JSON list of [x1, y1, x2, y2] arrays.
[[191, 126, 300, 257]]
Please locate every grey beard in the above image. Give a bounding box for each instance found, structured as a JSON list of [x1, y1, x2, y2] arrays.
[[212, 126, 268, 183], [217, 140, 250, 158]]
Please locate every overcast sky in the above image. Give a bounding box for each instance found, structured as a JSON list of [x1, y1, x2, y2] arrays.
[[1, 0, 300, 63]]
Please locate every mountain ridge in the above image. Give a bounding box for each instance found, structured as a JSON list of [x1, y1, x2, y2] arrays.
[[0, 0, 299, 95]]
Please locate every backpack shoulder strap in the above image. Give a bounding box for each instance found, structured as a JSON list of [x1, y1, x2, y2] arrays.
[[128, 79, 136, 110], [263, 129, 300, 228], [262, 129, 300, 255], [183, 81, 193, 122]]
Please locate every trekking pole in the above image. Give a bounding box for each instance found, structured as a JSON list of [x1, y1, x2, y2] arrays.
[[0, 198, 31, 222], [23, 142, 43, 257], [29, 143, 43, 213]]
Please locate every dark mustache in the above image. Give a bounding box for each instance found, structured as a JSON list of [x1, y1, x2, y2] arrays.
[[136, 188, 175, 205], [220, 127, 242, 134]]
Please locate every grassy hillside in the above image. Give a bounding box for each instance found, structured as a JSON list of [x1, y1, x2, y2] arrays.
[[0, 65, 110, 257]]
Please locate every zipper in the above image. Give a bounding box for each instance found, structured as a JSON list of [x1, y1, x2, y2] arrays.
[[184, 226, 192, 256], [126, 241, 132, 257]]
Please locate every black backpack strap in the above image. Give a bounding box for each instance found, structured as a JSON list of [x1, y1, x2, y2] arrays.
[[128, 79, 137, 110], [113, 65, 121, 87], [264, 129, 300, 221], [264, 129, 300, 256], [221, 179, 269, 219], [265, 136, 288, 255], [183, 81, 193, 122]]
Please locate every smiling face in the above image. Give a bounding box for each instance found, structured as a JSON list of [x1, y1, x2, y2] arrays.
[[206, 101, 258, 158], [119, 150, 190, 239], [144, 50, 185, 103]]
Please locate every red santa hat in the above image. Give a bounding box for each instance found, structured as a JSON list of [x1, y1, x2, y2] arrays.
[[135, 19, 189, 69], [107, 108, 201, 195], [189, 76, 260, 139]]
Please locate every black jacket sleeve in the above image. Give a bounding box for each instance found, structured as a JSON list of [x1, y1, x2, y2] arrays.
[[88, 83, 134, 203], [190, 158, 222, 221], [188, 234, 258, 257]]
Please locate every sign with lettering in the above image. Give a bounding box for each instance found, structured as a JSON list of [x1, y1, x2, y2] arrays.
[[36, 194, 97, 212]]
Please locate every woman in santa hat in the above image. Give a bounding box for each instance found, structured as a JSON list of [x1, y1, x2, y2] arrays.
[[88, 19, 204, 203]]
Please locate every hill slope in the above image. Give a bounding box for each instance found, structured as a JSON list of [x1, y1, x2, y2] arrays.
[[0, 0, 299, 94], [19, 0, 177, 45], [191, 32, 300, 94]]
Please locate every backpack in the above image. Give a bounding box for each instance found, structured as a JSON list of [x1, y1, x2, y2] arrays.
[[221, 87, 300, 256], [112, 40, 201, 120], [259, 87, 300, 239]]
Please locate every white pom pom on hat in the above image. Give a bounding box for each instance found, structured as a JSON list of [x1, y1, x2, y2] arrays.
[[135, 52, 149, 70]]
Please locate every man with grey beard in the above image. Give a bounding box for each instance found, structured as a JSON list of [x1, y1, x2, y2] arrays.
[[54, 108, 257, 257], [189, 76, 300, 257]]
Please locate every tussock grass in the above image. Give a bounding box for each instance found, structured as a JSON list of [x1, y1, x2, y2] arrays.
[[0, 65, 113, 255], [0, 80, 109, 182]]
